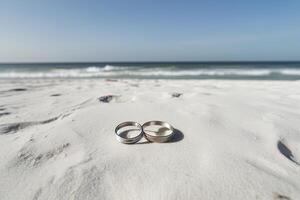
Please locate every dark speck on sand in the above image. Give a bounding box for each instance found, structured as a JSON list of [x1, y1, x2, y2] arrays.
[[172, 93, 183, 98], [8, 88, 27, 92], [98, 95, 117, 103]]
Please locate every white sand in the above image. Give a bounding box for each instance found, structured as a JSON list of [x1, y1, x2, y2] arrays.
[[0, 79, 300, 200]]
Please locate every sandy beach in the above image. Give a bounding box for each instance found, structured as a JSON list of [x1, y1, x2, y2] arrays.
[[0, 78, 300, 200]]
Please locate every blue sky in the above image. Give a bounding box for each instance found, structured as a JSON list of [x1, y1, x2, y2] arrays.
[[0, 0, 299, 62]]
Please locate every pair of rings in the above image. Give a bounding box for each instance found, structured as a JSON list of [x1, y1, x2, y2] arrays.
[[115, 121, 174, 144]]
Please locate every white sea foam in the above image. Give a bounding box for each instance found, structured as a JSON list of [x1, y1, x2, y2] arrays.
[[103, 65, 119, 71], [281, 69, 300, 75], [85, 66, 102, 72], [0, 65, 300, 78]]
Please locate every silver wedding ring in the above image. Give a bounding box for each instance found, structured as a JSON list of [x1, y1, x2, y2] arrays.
[[115, 121, 143, 144], [142, 121, 174, 143], [115, 121, 175, 144]]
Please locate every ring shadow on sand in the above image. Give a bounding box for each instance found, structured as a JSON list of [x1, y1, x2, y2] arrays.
[[118, 128, 184, 145], [167, 129, 184, 143]]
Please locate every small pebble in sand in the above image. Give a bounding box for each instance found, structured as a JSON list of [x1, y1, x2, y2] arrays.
[[50, 94, 61, 97], [273, 192, 291, 200], [98, 95, 116, 103], [172, 93, 183, 98]]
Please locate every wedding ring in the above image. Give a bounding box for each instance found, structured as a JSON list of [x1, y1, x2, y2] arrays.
[[142, 121, 174, 143], [115, 121, 143, 144]]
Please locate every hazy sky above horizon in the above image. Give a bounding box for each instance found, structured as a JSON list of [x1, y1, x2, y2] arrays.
[[0, 0, 299, 62]]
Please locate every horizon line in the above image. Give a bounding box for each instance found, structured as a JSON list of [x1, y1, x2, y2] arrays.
[[1, 60, 300, 64]]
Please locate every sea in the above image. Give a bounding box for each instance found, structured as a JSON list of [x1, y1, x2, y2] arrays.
[[0, 62, 300, 80]]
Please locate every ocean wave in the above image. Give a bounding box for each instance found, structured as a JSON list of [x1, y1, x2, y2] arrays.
[[1, 66, 300, 78], [280, 69, 300, 75], [85, 66, 102, 72], [102, 65, 121, 71], [84, 65, 137, 73]]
